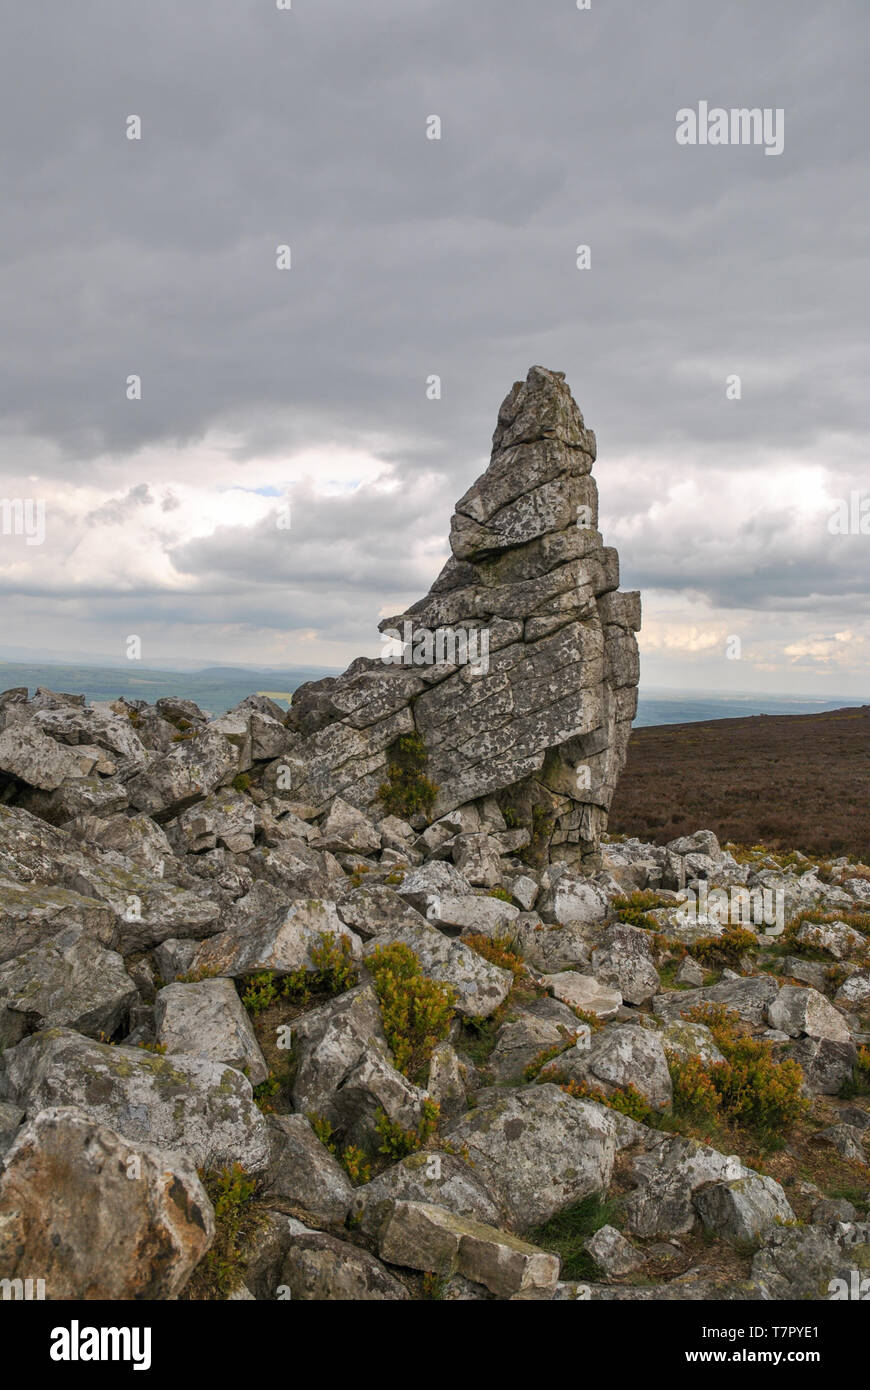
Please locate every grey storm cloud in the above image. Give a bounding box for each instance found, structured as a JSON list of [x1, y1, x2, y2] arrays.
[[85, 483, 153, 526], [2, 0, 867, 463], [0, 0, 868, 676]]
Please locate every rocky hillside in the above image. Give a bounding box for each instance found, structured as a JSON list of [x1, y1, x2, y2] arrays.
[[0, 370, 866, 1302], [0, 701, 867, 1300]]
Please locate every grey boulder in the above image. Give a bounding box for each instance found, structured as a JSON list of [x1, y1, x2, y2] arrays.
[[290, 984, 428, 1146], [154, 978, 268, 1085], [446, 1084, 617, 1231], [1, 1028, 271, 1174], [693, 1175, 795, 1245], [0, 1105, 214, 1300], [0, 925, 138, 1047]]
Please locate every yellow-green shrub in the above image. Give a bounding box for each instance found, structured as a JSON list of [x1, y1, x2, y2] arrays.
[[339, 1144, 371, 1185], [678, 1004, 808, 1139], [185, 1164, 263, 1300], [693, 925, 758, 967], [367, 941, 455, 1080], [669, 1052, 720, 1122], [377, 733, 438, 820], [523, 1035, 580, 1082], [549, 1075, 655, 1125], [374, 1100, 441, 1159], [461, 932, 524, 977], [241, 971, 279, 1015], [281, 931, 360, 1004], [611, 891, 672, 930]]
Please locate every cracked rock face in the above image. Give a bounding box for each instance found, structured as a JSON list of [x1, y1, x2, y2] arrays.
[[283, 367, 640, 870]]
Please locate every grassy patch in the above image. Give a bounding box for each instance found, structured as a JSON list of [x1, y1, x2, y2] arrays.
[[528, 1194, 620, 1281]]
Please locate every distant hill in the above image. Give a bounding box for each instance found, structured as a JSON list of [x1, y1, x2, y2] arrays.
[[609, 704, 870, 859], [0, 660, 339, 717]]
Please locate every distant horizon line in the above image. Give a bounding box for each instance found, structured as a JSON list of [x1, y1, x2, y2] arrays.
[[0, 650, 867, 706]]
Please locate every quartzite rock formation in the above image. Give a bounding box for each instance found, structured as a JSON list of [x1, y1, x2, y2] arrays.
[[0, 370, 867, 1304], [286, 366, 640, 869]]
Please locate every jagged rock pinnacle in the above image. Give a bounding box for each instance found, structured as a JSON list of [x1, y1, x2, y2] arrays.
[[288, 366, 641, 870]]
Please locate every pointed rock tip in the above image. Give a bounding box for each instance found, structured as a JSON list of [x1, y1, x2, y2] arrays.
[[447, 368, 597, 563], [492, 365, 589, 455]]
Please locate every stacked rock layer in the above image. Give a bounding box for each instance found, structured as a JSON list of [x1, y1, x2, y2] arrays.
[[287, 366, 641, 870]]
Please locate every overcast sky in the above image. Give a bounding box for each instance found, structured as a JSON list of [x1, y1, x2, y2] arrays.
[[1, 0, 868, 696]]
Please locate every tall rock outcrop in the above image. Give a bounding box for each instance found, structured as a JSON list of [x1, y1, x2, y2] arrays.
[[286, 367, 640, 870]]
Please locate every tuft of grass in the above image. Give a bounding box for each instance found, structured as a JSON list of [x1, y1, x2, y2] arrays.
[[421, 1271, 447, 1299], [528, 1194, 620, 1281], [176, 966, 221, 984]]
